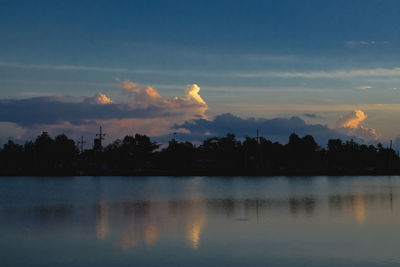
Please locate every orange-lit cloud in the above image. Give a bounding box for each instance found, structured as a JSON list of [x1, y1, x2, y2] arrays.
[[337, 110, 367, 129], [117, 80, 139, 90], [118, 81, 162, 104], [0, 81, 208, 141], [117, 80, 208, 119], [184, 84, 206, 105], [336, 110, 380, 140], [84, 93, 113, 104]]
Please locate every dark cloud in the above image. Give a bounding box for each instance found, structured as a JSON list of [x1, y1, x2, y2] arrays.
[[0, 96, 185, 126], [172, 113, 357, 146], [0, 82, 208, 128], [302, 113, 318, 119]]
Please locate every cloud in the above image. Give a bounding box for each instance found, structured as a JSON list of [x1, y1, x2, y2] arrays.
[[346, 40, 376, 46], [0, 82, 208, 141], [0, 78, 385, 146], [184, 84, 206, 105], [171, 113, 353, 146], [336, 110, 367, 129], [84, 93, 113, 104], [116, 80, 208, 117], [0, 82, 207, 125], [302, 113, 322, 119], [0, 96, 159, 125], [358, 86, 372, 90], [117, 80, 139, 90], [229, 67, 400, 79], [0, 62, 158, 75], [0, 122, 27, 144], [117, 81, 163, 105], [4, 61, 400, 81], [336, 110, 380, 141]]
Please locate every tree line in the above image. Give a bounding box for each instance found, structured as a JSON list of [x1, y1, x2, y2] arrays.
[[0, 131, 399, 175]]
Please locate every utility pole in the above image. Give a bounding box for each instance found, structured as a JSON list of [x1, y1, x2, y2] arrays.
[[389, 139, 392, 171], [77, 136, 86, 153], [256, 128, 259, 144], [256, 128, 263, 169], [97, 126, 106, 142], [94, 126, 106, 151]]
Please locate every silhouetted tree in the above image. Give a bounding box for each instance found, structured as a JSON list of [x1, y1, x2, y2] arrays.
[[23, 141, 35, 171], [159, 139, 196, 170], [1, 131, 400, 175], [103, 134, 160, 171], [54, 134, 79, 170], [34, 132, 55, 171], [1, 140, 23, 172], [198, 133, 241, 171]]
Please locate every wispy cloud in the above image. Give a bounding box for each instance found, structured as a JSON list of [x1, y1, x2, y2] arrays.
[[3, 61, 400, 81], [0, 62, 162, 75], [215, 103, 400, 113], [358, 86, 372, 90], [229, 67, 400, 79], [123, 41, 297, 63], [345, 40, 376, 46]]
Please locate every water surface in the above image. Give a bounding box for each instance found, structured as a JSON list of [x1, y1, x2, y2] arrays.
[[1, 176, 400, 266]]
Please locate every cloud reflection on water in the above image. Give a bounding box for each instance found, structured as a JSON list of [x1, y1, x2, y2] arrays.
[[1, 179, 398, 252]]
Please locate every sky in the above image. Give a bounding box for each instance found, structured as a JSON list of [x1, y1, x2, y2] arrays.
[[1, 0, 400, 147]]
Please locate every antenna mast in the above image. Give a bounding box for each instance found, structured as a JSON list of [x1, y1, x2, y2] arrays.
[[94, 126, 106, 151], [77, 136, 86, 153]]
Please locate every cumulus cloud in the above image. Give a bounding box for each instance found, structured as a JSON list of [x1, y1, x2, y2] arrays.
[[118, 81, 163, 105], [0, 82, 207, 124], [336, 110, 367, 129], [336, 110, 380, 141], [84, 93, 113, 104], [117, 80, 139, 90], [117, 80, 207, 117], [184, 84, 206, 105], [0, 79, 386, 146], [0, 81, 208, 141]]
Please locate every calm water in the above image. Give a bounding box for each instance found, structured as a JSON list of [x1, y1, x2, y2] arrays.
[[1, 176, 400, 266]]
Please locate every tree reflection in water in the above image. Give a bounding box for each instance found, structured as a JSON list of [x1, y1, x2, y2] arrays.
[[0, 189, 396, 251]]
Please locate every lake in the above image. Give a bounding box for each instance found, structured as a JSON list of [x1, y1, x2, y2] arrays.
[[1, 176, 400, 266]]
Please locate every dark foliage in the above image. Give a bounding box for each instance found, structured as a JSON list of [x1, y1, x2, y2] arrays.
[[0, 132, 399, 175]]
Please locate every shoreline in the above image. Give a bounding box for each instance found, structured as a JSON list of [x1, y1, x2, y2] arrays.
[[1, 170, 399, 177]]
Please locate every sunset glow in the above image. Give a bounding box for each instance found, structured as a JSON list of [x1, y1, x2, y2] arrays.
[[1, 1, 400, 147]]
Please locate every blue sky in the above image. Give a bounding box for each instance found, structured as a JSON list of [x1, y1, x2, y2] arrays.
[[1, 0, 400, 144]]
